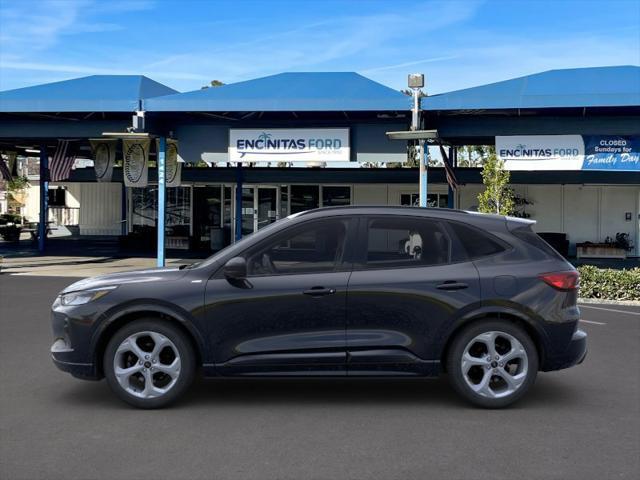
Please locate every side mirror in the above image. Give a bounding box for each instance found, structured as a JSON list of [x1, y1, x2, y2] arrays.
[[223, 256, 247, 280]]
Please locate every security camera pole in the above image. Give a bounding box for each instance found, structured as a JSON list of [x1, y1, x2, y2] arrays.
[[408, 73, 427, 207]]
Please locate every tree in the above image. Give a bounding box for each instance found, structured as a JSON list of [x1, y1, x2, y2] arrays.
[[477, 151, 514, 215], [457, 145, 495, 167], [201, 80, 225, 89]]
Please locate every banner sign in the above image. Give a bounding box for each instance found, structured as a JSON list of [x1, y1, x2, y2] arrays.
[[229, 128, 350, 162], [582, 136, 640, 171], [497, 135, 640, 171], [497, 135, 584, 170], [90, 139, 116, 182], [156, 138, 181, 187], [122, 138, 150, 187]]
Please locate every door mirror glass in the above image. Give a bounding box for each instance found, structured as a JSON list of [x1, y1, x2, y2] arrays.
[[223, 256, 247, 280]]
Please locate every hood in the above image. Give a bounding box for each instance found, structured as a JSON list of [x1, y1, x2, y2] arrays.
[[61, 267, 187, 294]]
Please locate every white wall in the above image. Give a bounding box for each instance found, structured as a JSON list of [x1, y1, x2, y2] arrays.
[[600, 186, 639, 253], [78, 183, 122, 235], [525, 186, 563, 232], [457, 183, 639, 256], [353, 184, 388, 205]]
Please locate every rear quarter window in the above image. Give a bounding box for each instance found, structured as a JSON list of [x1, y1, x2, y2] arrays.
[[447, 221, 506, 260], [511, 227, 565, 260]]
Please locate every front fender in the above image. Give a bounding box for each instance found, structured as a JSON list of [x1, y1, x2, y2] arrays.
[[91, 299, 210, 365]]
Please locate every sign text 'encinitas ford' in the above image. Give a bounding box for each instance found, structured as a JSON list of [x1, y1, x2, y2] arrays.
[[229, 128, 350, 162]]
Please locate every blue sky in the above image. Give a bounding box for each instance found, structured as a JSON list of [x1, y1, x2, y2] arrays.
[[0, 0, 638, 94]]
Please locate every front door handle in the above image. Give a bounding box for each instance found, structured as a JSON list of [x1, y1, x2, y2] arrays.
[[303, 286, 336, 297], [437, 281, 468, 290]]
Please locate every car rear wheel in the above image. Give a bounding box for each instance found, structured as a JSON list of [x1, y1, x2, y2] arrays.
[[104, 319, 196, 409], [446, 320, 538, 408]]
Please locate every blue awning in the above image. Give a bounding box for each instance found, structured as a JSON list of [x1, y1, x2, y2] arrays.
[[145, 72, 411, 112], [0, 75, 178, 113], [422, 66, 640, 111]]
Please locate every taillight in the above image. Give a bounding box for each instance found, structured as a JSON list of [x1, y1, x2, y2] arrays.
[[539, 271, 579, 290]]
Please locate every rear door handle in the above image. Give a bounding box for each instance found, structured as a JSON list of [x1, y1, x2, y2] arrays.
[[303, 287, 336, 297], [437, 281, 468, 290]]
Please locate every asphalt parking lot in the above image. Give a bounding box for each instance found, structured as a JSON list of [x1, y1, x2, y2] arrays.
[[1, 275, 638, 480]]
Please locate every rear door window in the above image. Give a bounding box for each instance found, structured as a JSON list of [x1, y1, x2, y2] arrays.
[[363, 217, 451, 268]]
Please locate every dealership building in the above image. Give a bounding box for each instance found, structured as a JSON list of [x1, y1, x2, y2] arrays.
[[0, 65, 638, 258]]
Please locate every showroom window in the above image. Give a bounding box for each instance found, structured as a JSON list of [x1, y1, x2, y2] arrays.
[[131, 186, 191, 231]]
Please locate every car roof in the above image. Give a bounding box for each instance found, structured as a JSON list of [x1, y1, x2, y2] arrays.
[[292, 206, 536, 230], [295, 205, 491, 220]]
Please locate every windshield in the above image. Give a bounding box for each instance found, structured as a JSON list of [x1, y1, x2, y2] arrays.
[[192, 216, 291, 270]]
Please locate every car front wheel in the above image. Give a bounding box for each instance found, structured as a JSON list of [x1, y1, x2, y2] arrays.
[[446, 320, 538, 408], [103, 319, 196, 408]]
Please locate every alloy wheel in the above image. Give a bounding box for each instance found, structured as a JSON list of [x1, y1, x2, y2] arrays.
[[461, 330, 529, 399], [113, 331, 181, 399]]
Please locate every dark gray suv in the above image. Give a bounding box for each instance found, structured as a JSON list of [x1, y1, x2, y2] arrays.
[[51, 207, 587, 408]]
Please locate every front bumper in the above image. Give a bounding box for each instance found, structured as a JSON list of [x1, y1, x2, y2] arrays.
[[51, 338, 100, 380], [541, 328, 587, 371]]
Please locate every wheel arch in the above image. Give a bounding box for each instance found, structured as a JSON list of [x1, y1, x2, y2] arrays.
[[92, 304, 207, 377], [438, 307, 547, 372]]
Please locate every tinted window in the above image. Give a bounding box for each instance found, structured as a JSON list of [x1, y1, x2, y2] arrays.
[[246, 219, 348, 276], [448, 221, 506, 259], [364, 217, 451, 268], [511, 227, 564, 259]]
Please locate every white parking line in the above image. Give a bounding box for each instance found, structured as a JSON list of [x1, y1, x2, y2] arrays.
[[579, 319, 607, 325], [579, 305, 640, 316]]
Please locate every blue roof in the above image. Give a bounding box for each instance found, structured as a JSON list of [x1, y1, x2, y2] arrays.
[[145, 72, 410, 112], [422, 66, 640, 111], [0, 75, 178, 113]]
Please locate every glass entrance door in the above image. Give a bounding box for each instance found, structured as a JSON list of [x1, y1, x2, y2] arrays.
[[235, 186, 280, 239]]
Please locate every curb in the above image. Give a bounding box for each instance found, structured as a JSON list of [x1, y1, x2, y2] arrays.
[[578, 297, 640, 307]]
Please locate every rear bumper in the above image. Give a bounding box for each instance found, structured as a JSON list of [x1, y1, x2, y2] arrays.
[[541, 329, 587, 371]]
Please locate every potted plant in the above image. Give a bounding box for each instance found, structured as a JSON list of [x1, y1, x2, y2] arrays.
[[0, 212, 24, 242], [7, 175, 29, 206]]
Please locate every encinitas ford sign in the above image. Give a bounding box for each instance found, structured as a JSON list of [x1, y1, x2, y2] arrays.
[[497, 135, 640, 171], [497, 135, 584, 170], [229, 128, 350, 162]]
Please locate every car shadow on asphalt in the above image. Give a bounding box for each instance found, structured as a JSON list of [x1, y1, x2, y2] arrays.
[[54, 374, 583, 410]]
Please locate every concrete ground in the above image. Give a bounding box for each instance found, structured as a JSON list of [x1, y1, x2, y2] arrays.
[[0, 275, 639, 480], [0, 255, 192, 277]]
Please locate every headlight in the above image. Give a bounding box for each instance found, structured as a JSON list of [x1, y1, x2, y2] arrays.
[[59, 286, 117, 306]]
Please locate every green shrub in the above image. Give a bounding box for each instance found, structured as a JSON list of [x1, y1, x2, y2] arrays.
[[578, 265, 640, 301]]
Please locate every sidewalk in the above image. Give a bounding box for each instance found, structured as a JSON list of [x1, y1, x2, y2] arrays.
[[0, 236, 205, 277], [0, 255, 194, 277]]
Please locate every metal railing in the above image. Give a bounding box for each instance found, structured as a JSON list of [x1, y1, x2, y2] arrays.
[[48, 207, 79, 226]]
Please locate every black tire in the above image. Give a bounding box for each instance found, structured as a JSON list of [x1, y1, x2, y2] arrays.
[[103, 319, 196, 409], [446, 320, 538, 408]]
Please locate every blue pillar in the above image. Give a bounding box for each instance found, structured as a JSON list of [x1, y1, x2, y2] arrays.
[[38, 145, 48, 253], [235, 163, 243, 241], [157, 137, 166, 267]]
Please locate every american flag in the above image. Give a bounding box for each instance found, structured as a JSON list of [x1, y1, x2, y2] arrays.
[[49, 140, 77, 182], [0, 155, 12, 181], [439, 145, 458, 190]]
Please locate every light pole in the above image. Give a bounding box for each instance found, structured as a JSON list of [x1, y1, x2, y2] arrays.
[[408, 73, 427, 207]]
